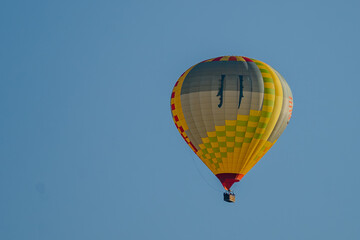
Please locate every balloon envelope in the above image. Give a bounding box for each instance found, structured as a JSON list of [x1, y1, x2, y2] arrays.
[[170, 56, 293, 190]]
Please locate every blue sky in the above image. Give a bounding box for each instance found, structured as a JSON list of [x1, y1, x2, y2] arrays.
[[1, 0, 360, 239]]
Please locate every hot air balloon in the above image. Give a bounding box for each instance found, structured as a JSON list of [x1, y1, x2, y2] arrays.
[[170, 56, 293, 202]]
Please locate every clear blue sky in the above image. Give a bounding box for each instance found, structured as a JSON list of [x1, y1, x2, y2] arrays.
[[1, 0, 360, 239]]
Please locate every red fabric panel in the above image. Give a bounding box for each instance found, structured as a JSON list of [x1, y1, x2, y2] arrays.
[[216, 173, 244, 190]]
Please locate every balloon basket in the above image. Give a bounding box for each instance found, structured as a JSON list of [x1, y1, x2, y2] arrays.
[[223, 191, 235, 203]]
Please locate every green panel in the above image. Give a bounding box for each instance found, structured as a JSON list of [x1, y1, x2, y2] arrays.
[[221, 152, 227, 157], [263, 100, 274, 106], [235, 142, 243, 147], [209, 137, 217, 142], [261, 111, 272, 118], [248, 116, 260, 122], [236, 132, 245, 137], [204, 143, 211, 148], [258, 122, 267, 128], [264, 88, 275, 94], [226, 137, 235, 142], [227, 147, 234, 152], [244, 138, 252, 143], [236, 120, 247, 126], [216, 131, 226, 137], [260, 69, 269, 73], [263, 77, 273, 82], [247, 127, 256, 133], [226, 126, 236, 131]]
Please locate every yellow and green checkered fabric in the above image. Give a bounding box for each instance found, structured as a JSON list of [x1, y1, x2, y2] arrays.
[[171, 56, 293, 178]]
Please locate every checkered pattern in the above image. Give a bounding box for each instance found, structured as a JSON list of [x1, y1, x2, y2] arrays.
[[171, 56, 293, 177], [171, 65, 198, 153]]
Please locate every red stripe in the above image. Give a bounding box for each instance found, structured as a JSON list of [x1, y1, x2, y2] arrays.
[[212, 57, 223, 61], [229, 56, 237, 61], [179, 126, 184, 132], [171, 104, 175, 110], [175, 81, 178, 87], [174, 115, 179, 122], [181, 134, 189, 143], [242, 56, 253, 62], [171, 92, 175, 98], [189, 142, 198, 152], [289, 96, 293, 100]]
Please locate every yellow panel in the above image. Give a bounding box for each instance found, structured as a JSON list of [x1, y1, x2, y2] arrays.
[[235, 137, 244, 142], [264, 82, 275, 88], [255, 128, 266, 134], [262, 106, 274, 112], [225, 120, 236, 126], [259, 117, 270, 123], [235, 56, 246, 61], [237, 115, 249, 121], [226, 142, 235, 147], [236, 126, 247, 131], [250, 110, 261, 116], [208, 132, 216, 137], [226, 132, 235, 137], [245, 132, 254, 138], [247, 121, 258, 127], [215, 126, 226, 131], [202, 138, 210, 143], [264, 94, 275, 100], [211, 142, 219, 148], [241, 141, 274, 175]]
